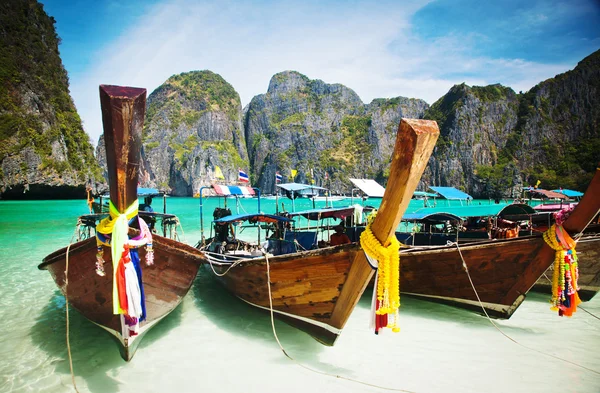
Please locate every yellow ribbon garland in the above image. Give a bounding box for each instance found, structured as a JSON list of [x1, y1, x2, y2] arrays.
[[96, 200, 139, 314], [360, 222, 401, 332], [542, 223, 580, 313]]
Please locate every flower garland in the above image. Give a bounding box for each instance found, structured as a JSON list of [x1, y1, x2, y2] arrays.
[[542, 223, 580, 317], [95, 200, 154, 338], [360, 219, 401, 333]]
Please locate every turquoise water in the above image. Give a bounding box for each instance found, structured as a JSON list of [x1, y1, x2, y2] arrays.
[[1, 197, 599, 393]]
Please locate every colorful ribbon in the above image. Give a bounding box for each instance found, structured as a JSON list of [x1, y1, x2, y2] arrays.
[[543, 223, 580, 317], [96, 200, 139, 314]]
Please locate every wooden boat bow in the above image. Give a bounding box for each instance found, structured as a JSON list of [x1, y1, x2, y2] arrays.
[[39, 85, 206, 362], [329, 119, 439, 329]]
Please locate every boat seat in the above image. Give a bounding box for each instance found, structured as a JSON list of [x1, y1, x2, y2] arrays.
[[266, 239, 296, 255], [284, 231, 318, 251], [345, 226, 365, 243]]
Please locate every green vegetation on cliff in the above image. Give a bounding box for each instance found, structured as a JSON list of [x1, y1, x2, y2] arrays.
[[0, 0, 101, 182], [318, 114, 377, 178], [166, 71, 241, 123]]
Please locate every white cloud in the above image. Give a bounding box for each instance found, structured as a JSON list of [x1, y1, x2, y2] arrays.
[[69, 0, 579, 145]]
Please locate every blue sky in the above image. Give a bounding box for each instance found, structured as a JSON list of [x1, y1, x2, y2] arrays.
[[39, 0, 600, 145]]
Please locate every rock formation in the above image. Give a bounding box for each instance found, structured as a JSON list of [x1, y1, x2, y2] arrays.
[[141, 71, 247, 196], [0, 0, 101, 199], [244, 71, 428, 194]]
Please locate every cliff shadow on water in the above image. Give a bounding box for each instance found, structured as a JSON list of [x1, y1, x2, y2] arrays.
[[30, 289, 183, 392], [191, 269, 356, 374]]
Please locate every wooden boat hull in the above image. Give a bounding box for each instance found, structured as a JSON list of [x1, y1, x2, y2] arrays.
[[532, 234, 600, 301], [397, 236, 548, 318], [39, 235, 205, 360], [207, 243, 367, 345]]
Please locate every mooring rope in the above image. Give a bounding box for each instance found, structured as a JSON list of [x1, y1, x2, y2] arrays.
[[264, 253, 417, 392], [64, 224, 80, 393], [204, 252, 251, 277], [447, 240, 600, 375]]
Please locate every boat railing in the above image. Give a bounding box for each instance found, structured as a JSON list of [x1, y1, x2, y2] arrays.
[[75, 212, 185, 242]]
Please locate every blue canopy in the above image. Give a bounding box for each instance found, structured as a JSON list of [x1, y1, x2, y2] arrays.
[[552, 189, 583, 198], [413, 191, 439, 198], [402, 211, 462, 223], [214, 213, 293, 224], [287, 206, 356, 221], [428, 186, 472, 200], [276, 183, 327, 192], [408, 203, 535, 219]]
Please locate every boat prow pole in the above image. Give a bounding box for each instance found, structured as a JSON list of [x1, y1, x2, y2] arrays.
[[99, 84, 147, 360], [328, 118, 440, 331], [100, 85, 147, 210], [499, 165, 600, 306]]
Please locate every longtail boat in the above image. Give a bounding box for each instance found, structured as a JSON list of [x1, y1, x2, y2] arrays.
[[198, 118, 440, 345], [396, 167, 600, 318], [39, 85, 206, 361]]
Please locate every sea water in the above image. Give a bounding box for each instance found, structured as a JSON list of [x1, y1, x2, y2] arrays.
[[0, 197, 599, 393]]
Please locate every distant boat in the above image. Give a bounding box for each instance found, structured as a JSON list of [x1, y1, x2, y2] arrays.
[[276, 182, 341, 210], [395, 172, 600, 318], [196, 119, 440, 344], [39, 85, 206, 361], [347, 178, 600, 317]]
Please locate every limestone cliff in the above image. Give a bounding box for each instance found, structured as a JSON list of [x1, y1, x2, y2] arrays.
[[245, 71, 428, 194], [0, 0, 101, 199], [425, 49, 600, 198], [141, 71, 248, 196]]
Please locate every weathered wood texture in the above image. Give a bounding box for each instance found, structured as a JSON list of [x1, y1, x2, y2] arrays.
[[212, 244, 360, 324], [329, 119, 439, 329], [40, 236, 204, 331], [211, 118, 439, 344], [396, 167, 600, 317], [99, 85, 146, 211], [39, 85, 205, 360]]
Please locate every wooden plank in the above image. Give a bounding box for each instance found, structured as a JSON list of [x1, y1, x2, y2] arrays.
[[99, 85, 147, 212], [328, 119, 439, 329]]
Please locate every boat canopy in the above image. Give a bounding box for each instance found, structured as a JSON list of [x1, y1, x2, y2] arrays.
[[349, 178, 385, 198], [552, 189, 583, 198], [523, 188, 567, 199], [277, 183, 327, 192], [287, 206, 356, 221], [210, 184, 256, 197], [402, 211, 463, 223], [428, 186, 472, 200], [413, 191, 439, 198], [410, 203, 536, 219], [213, 213, 293, 224], [276, 182, 328, 199], [534, 203, 578, 212]]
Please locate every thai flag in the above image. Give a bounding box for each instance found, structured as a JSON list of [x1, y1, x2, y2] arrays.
[[238, 169, 249, 183], [276, 171, 282, 183]]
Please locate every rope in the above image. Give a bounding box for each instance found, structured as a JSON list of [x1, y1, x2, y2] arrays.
[[264, 254, 416, 392], [204, 252, 251, 277], [447, 240, 600, 375], [175, 217, 185, 242], [64, 225, 80, 393]]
